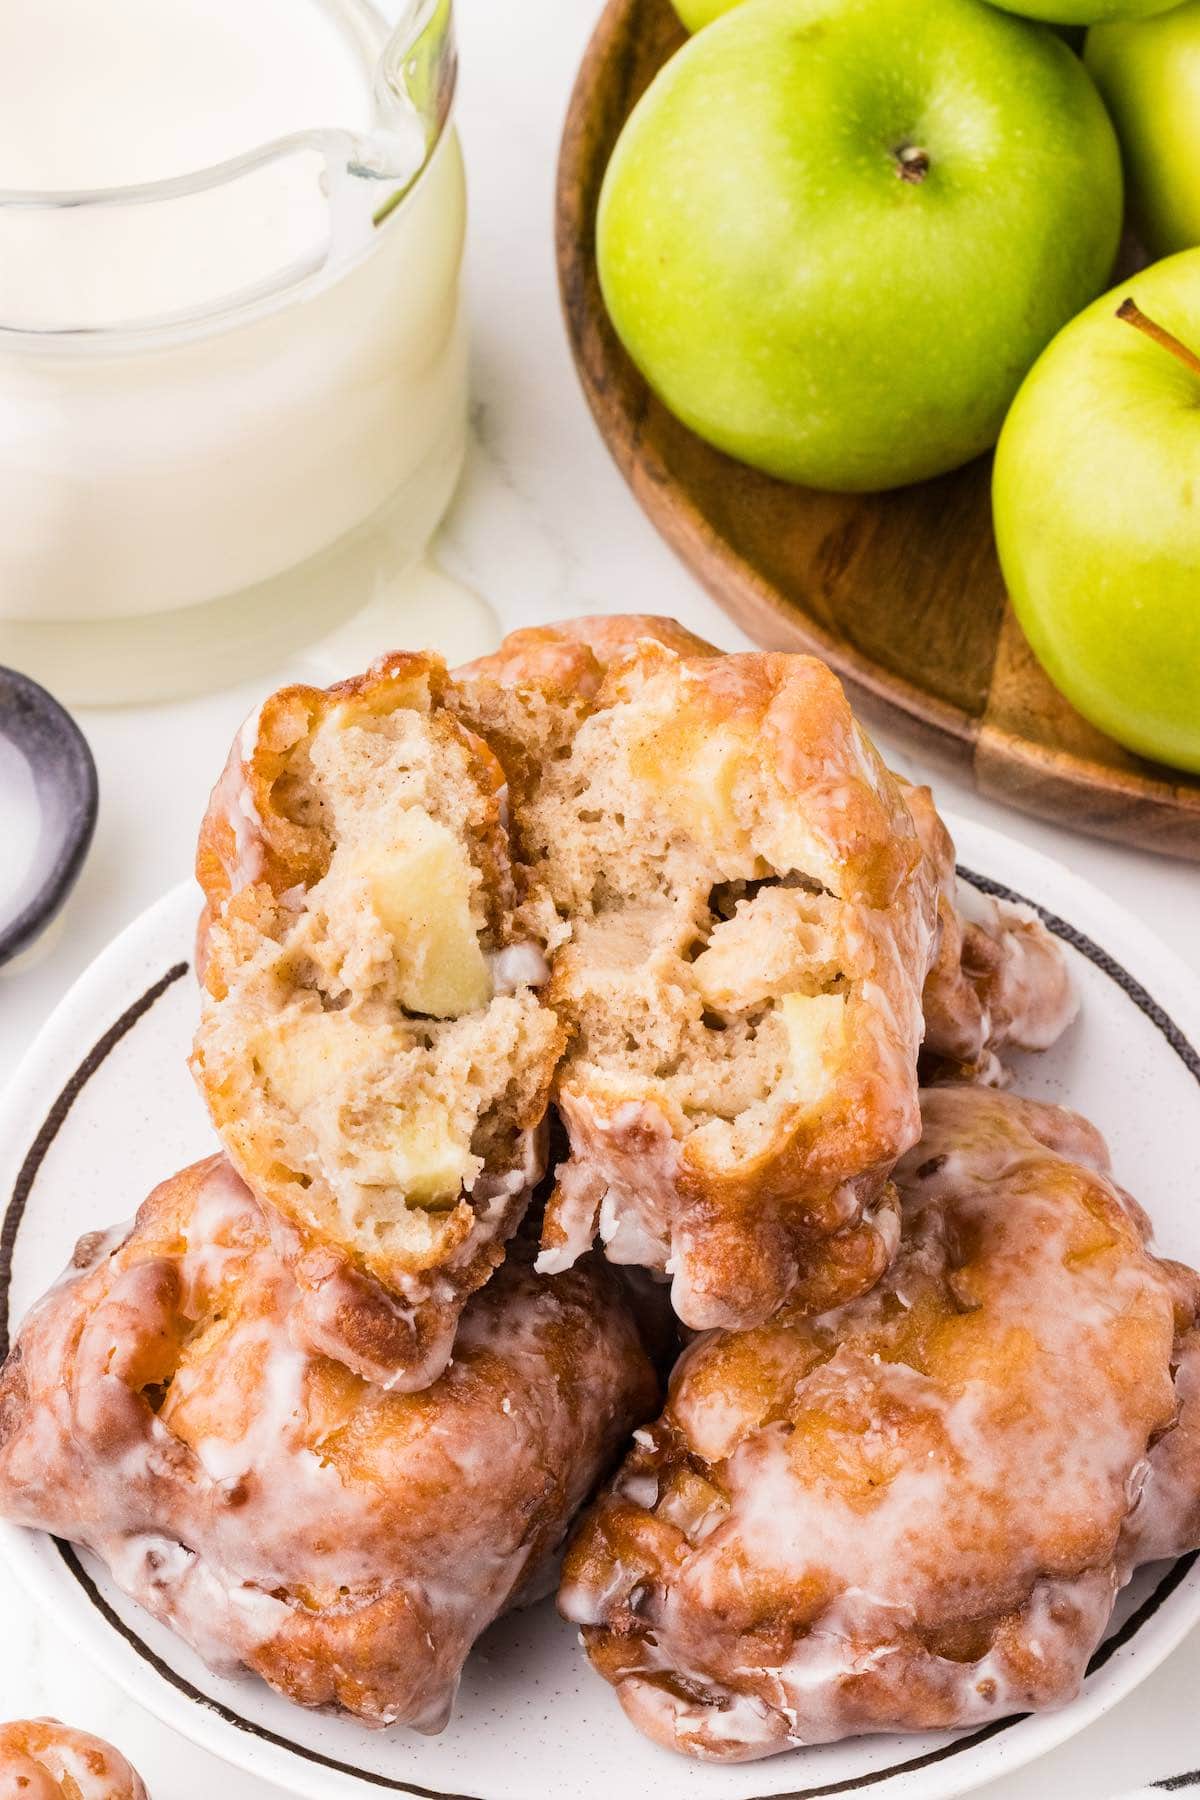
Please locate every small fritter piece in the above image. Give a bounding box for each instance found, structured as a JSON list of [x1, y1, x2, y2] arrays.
[[561, 1085, 1200, 1762], [461, 628, 939, 1330], [193, 651, 563, 1387], [0, 1158, 657, 1731], [0, 1721, 148, 1800], [903, 780, 1077, 1080]]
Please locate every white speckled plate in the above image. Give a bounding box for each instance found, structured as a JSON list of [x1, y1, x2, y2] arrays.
[[2, 814, 1199, 1800]]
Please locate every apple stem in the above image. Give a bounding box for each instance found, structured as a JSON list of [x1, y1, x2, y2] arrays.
[[1116, 297, 1200, 381], [895, 145, 929, 185]]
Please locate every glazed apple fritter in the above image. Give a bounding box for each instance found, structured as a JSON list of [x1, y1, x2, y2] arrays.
[[0, 1721, 148, 1800], [0, 1158, 657, 1729], [561, 1085, 1200, 1761]]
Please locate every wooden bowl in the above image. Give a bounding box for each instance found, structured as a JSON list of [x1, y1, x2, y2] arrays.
[[556, 0, 1200, 861]]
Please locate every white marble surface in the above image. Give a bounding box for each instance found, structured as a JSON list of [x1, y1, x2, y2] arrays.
[[0, 1, 1198, 1794]]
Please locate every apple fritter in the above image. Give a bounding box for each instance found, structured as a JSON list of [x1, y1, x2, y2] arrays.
[[462, 630, 938, 1331], [192, 650, 564, 1388], [0, 1721, 148, 1799], [560, 1085, 1200, 1761], [458, 616, 1073, 1330], [0, 1158, 657, 1731]]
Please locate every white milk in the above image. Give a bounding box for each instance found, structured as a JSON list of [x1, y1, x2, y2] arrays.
[[0, 0, 474, 702], [0, 0, 377, 190]]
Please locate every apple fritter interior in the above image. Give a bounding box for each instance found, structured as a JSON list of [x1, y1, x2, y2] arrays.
[[192, 650, 564, 1387], [463, 634, 939, 1329], [0, 1157, 658, 1730], [561, 1084, 1200, 1762], [0, 1721, 148, 1800]]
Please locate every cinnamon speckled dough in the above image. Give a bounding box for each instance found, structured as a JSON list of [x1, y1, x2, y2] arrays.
[[192, 651, 564, 1388], [0, 1722, 148, 1800], [560, 1085, 1200, 1762], [0, 1158, 657, 1731]]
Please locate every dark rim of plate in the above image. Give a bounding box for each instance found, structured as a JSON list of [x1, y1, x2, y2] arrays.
[[0, 666, 98, 967], [0, 871, 1198, 1798]]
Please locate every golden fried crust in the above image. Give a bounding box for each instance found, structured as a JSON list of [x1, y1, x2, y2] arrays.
[[542, 1095, 908, 1333], [900, 780, 987, 1066], [0, 1722, 148, 1800], [561, 1086, 1200, 1761], [1122, 1254, 1200, 1566], [0, 1159, 658, 1731]]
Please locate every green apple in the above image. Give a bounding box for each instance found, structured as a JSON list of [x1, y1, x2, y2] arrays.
[[984, 0, 1179, 23], [672, 0, 738, 27], [598, 0, 1123, 492], [673, 0, 1092, 39], [993, 252, 1200, 772], [1087, 4, 1200, 257]]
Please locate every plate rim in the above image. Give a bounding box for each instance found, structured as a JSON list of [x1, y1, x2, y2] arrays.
[[2, 815, 1200, 1799]]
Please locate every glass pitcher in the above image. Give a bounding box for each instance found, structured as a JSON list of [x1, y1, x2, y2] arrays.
[[0, 0, 471, 703]]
